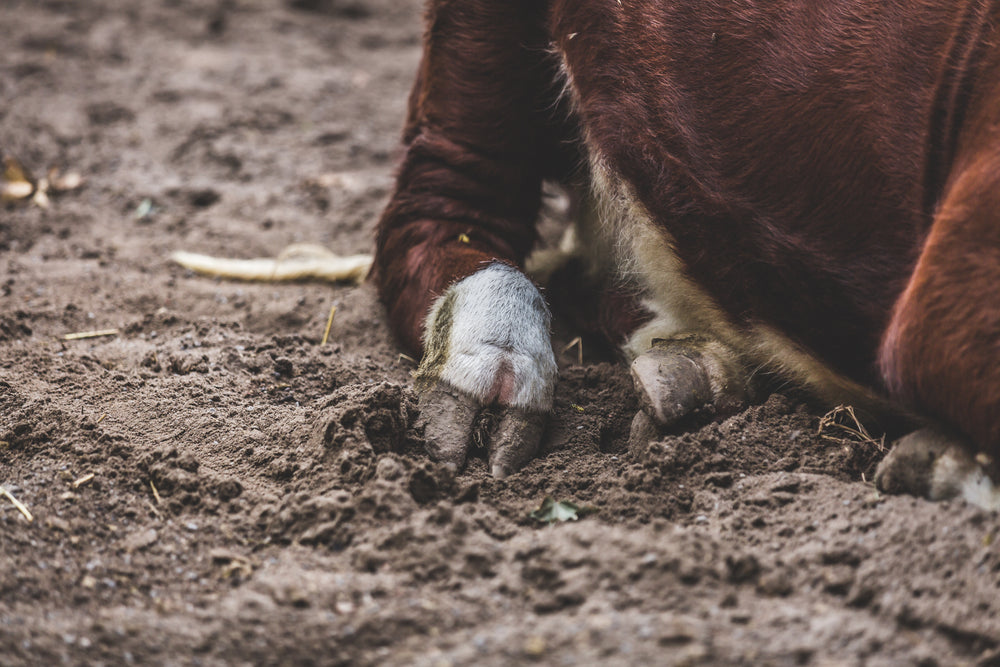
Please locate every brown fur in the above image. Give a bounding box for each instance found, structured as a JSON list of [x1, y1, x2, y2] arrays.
[[373, 0, 1000, 457], [371, 0, 575, 354]]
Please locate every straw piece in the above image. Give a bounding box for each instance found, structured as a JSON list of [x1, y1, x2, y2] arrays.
[[321, 305, 337, 346], [562, 336, 583, 365], [72, 473, 95, 488], [63, 329, 119, 341], [1, 485, 33, 523], [171, 248, 372, 285]]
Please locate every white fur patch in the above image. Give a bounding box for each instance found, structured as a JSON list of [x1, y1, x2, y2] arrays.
[[957, 469, 1000, 511], [422, 263, 557, 411]]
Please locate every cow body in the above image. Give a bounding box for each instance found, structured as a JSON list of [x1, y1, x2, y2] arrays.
[[373, 0, 1000, 502]]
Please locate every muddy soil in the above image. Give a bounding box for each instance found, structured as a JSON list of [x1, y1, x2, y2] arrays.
[[2, 1, 999, 665]]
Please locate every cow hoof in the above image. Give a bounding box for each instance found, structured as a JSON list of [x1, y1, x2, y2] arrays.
[[628, 409, 661, 455], [488, 406, 548, 479], [416, 382, 480, 470], [413, 263, 557, 476], [875, 427, 1000, 510], [629, 334, 747, 431]]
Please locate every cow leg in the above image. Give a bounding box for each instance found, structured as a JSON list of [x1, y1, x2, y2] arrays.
[[574, 166, 756, 442], [372, 0, 575, 477], [876, 146, 1000, 509]]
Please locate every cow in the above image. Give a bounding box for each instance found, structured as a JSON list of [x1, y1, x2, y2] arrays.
[[371, 0, 1000, 508]]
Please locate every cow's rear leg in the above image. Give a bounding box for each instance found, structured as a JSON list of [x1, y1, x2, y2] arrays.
[[567, 170, 756, 445], [876, 146, 1000, 509]]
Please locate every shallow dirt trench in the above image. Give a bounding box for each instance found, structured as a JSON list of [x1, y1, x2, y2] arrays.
[[1, 1, 999, 664]]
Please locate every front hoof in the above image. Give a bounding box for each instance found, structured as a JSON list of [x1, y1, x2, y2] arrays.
[[416, 383, 548, 478], [412, 263, 557, 477], [417, 383, 480, 470]]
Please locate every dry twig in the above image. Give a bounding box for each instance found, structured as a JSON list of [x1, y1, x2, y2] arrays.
[[562, 336, 583, 365], [72, 473, 95, 488], [817, 404, 885, 451]]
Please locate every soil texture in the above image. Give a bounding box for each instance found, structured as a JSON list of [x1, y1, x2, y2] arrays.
[[2, 1, 999, 665]]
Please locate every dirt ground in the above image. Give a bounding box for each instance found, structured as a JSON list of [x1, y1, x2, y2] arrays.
[[2, 1, 1000, 665]]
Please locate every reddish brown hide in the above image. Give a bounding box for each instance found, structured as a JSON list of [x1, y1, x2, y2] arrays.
[[371, 0, 576, 355], [373, 0, 1000, 457]]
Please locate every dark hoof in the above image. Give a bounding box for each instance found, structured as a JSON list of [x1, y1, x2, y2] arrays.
[[417, 382, 548, 478], [417, 383, 479, 470], [488, 407, 547, 479], [630, 335, 747, 430], [628, 409, 660, 455]]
